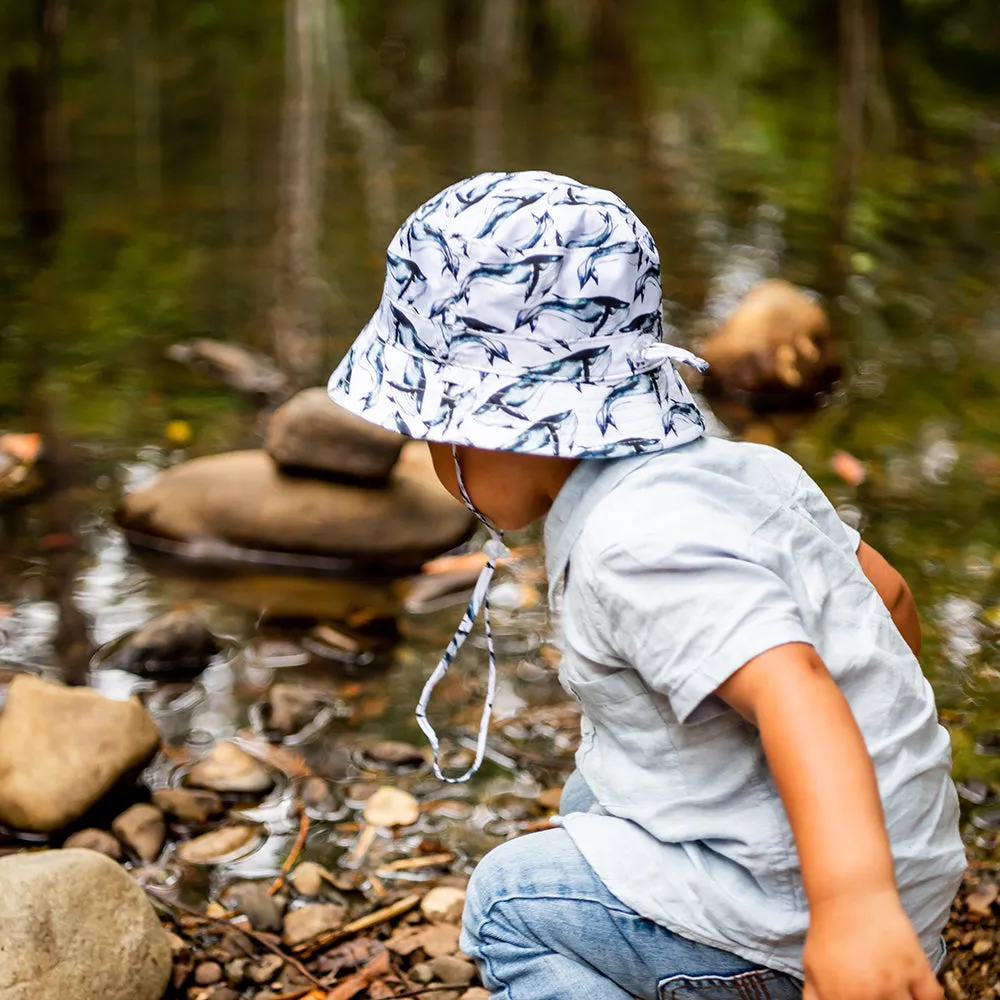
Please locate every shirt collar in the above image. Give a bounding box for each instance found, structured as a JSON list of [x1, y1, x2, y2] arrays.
[[543, 453, 660, 604]]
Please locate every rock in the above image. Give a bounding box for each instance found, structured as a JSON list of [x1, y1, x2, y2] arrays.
[[265, 390, 405, 481], [700, 280, 838, 403], [282, 903, 348, 947], [359, 739, 427, 769], [113, 611, 220, 678], [289, 861, 329, 897], [112, 803, 166, 862], [118, 443, 474, 572], [411, 963, 435, 984], [185, 742, 273, 795], [363, 786, 420, 828], [176, 824, 260, 864], [152, 787, 224, 824], [195, 963, 223, 986], [205, 989, 239, 1000], [421, 886, 467, 924], [219, 880, 286, 933], [63, 828, 122, 859], [0, 675, 161, 832], [461, 990, 490, 1000], [966, 881, 998, 916], [247, 954, 284, 984], [0, 848, 171, 999], [167, 339, 289, 399], [267, 684, 327, 736], [430, 955, 476, 986], [419, 923, 462, 958], [224, 958, 247, 985]]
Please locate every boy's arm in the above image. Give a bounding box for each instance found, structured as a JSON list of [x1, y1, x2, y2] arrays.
[[717, 642, 942, 1000], [856, 541, 921, 657]]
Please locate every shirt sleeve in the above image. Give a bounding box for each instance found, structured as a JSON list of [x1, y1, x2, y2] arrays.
[[585, 526, 813, 724]]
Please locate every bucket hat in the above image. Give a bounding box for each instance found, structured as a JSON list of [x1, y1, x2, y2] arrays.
[[327, 170, 708, 782], [327, 170, 707, 459]]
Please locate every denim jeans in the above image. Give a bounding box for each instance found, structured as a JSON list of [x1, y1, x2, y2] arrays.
[[460, 771, 803, 1000]]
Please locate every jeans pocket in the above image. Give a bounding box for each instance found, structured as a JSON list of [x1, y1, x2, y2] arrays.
[[658, 969, 803, 1000]]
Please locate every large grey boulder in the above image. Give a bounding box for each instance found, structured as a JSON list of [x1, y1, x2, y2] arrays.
[[0, 848, 171, 1000], [265, 390, 405, 481], [0, 675, 161, 833], [119, 442, 473, 571]]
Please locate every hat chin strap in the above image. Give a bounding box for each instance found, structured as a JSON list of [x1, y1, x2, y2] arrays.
[[414, 445, 509, 782]]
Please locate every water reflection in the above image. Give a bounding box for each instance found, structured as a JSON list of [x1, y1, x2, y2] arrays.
[[2, 0, 1000, 853]]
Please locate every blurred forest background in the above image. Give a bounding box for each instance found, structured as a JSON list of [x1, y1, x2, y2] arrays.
[[3, 0, 1000, 777]]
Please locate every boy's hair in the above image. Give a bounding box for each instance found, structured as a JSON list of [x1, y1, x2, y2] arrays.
[[328, 170, 707, 460]]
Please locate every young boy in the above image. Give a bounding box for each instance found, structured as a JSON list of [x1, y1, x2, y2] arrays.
[[327, 171, 966, 1000]]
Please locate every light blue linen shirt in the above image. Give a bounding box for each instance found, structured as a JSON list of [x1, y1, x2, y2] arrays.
[[543, 436, 965, 978]]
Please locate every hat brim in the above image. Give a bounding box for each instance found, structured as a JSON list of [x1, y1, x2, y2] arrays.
[[327, 313, 705, 460]]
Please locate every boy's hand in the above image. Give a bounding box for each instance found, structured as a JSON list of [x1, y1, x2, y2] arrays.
[[803, 889, 943, 1000]]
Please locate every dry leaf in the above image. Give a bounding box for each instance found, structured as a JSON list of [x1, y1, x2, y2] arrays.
[[325, 950, 390, 1000]]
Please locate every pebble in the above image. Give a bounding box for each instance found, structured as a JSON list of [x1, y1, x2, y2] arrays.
[[176, 824, 260, 864], [152, 787, 224, 824], [419, 922, 462, 958], [112, 803, 166, 862], [206, 989, 239, 1000], [363, 786, 420, 828], [973, 938, 994, 956], [220, 879, 286, 933], [461, 990, 490, 1000], [247, 954, 284, 984], [430, 954, 477, 986], [282, 902, 348, 947], [268, 684, 328, 735], [185, 742, 273, 794], [194, 961, 223, 986], [410, 962, 435, 984], [421, 886, 467, 924], [360, 739, 426, 768], [63, 828, 122, 859], [290, 860, 329, 897], [224, 957, 247, 984]]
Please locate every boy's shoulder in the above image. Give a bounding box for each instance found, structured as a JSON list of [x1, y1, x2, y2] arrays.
[[572, 438, 790, 566]]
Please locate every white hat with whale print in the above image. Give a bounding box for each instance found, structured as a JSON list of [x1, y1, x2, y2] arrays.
[[327, 169, 707, 459]]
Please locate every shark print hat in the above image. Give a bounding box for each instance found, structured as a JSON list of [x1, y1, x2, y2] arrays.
[[328, 170, 708, 781]]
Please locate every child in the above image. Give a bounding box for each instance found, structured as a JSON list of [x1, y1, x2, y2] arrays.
[[327, 171, 966, 1000]]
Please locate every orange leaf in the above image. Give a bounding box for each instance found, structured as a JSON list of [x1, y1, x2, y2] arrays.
[[0, 433, 41, 463], [325, 950, 390, 1000]]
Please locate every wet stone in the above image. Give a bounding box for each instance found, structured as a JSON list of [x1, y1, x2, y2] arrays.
[[970, 806, 1000, 833], [115, 610, 219, 678], [185, 742, 273, 795], [112, 802, 166, 862], [267, 683, 328, 736], [220, 879, 287, 933], [299, 776, 340, 816], [461, 990, 490, 1000], [363, 786, 420, 828], [152, 787, 224, 824], [176, 824, 260, 864], [282, 902, 348, 947], [359, 739, 427, 769], [63, 828, 122, 859], [225, 958, 247, 984]]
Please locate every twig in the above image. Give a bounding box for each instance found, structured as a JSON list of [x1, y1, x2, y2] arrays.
[[325, 950, 389, 1000], [145, 889, 327, 992], [387, 987, 479, 999], [376, 852, 454, 874], [269, 806, 311, 896], [293, 893, 422, 956]]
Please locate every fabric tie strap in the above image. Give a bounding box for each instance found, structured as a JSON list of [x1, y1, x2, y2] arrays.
[[414, 446, 509, 782], [636, 340, 709, 373]]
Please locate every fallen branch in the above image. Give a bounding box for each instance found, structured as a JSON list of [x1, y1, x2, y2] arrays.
[[269, 806, 311, 896], [294, 893, 422, 956], [145, 890, 327, 992]]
